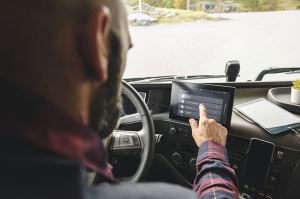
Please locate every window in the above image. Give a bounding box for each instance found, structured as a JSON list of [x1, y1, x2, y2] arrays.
[[124, 0, 300, 82]]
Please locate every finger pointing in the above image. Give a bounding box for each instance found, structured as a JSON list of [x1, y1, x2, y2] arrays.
[[199, 104, 207, 127]]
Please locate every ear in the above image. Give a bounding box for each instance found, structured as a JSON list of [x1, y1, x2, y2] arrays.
[[81, 6, 111, 84]]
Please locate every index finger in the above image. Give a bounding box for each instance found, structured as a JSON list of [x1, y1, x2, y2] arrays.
[[199, 104, 207, 123]]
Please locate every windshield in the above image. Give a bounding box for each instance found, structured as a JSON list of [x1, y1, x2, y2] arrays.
[[123, 0, 300, 82]]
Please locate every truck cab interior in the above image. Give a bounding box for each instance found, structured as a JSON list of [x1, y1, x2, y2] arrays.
[[110, 77, 300, 199], [3, 1, 300, 199], [106, 2, 300, 198]]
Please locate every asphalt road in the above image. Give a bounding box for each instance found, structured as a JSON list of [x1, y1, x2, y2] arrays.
[[124, 10, 300, 81]]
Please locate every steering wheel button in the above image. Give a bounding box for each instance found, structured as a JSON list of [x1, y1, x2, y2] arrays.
[[112, 134, 120, 148], [132, 135, 141, 146], [120, 135, 134, 147]]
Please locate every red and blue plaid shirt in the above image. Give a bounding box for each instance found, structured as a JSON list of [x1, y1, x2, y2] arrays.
[[194, 141, 239, 198]]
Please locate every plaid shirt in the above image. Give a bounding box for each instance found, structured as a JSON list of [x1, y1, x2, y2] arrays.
[[194, 141, 239, 198]]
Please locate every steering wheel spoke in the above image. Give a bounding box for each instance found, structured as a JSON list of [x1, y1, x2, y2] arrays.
[[103, 81, 155, 183], [109, 130, 142, 157]]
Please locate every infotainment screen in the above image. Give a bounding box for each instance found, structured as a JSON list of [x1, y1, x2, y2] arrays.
[[169, 81, 235, 128]]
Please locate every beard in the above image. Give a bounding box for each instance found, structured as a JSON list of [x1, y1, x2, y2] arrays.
[[89, 32, 123, 138]]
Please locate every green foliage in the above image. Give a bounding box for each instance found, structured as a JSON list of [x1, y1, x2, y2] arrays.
[[293, 0, 300, 9], [293, 80, 300, 90], [128, 0, 139, 6], [240, 0, 292, 11], [241, 0, 259, 11], [128, 0, 300, 11], [174, 0, 185, 9], [260, 0, 279, 10], [156, 8, 211, 24], [144, 0, 175, 8]]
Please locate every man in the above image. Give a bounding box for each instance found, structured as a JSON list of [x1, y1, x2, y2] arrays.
[[0, 0, 239, 198]]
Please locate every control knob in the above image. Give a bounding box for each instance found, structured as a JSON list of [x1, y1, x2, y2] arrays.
[[169, 127, 177, 136], [171, 152, 183, 165]]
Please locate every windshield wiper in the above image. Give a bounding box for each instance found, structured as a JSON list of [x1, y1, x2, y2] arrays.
[[125, 75, 226, 83], [255, 67, 300, 81]]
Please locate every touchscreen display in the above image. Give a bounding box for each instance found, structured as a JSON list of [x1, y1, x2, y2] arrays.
[[169, 82, 235, 128]]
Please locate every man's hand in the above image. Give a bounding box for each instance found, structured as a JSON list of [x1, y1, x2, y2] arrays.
[[189, 104, 228, 147]]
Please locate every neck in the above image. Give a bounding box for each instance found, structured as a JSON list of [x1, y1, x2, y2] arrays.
[[0, 69, 92, 125]]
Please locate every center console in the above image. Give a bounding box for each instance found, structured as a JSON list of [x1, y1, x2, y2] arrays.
[[163, 120, 290, 199]]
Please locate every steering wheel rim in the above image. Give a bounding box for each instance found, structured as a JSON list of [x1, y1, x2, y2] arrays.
[[108, 80, 155, 182]]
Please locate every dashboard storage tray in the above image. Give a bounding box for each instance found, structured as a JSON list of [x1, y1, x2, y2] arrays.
[[267, 87, 300, 114]]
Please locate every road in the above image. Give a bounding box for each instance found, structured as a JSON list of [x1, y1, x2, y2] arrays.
[[124, 10, 300, 81]]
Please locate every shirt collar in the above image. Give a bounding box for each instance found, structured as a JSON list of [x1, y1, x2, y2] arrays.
[[0, 79, 113, 181]]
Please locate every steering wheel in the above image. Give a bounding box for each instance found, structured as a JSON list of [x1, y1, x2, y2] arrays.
[[107, 80, 155, 182]]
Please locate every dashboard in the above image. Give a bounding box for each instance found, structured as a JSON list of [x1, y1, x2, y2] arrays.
[[119, 81, 300, 199]]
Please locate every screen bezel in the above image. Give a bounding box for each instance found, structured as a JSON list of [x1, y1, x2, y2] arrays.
[[169, 81, 235, 129]]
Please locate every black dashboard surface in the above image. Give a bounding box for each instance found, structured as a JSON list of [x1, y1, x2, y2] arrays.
[[119, 81, 300, 199]]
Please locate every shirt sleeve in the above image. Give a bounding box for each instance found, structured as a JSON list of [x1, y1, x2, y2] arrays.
[[193, 141, 239, 199]]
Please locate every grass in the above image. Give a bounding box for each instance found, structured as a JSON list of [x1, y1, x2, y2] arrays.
[[155, 8, 214, 24], [239, 0, 300, 12]]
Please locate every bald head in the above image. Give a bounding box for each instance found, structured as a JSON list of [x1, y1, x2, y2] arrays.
[[108, 0, 131, 49], [0, 0, 105, 73], [0, 0, 131, 126]]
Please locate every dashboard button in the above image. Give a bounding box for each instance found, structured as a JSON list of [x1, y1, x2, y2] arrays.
[[171, 152, 183, 165], [120, 135, 134, 147], [268, 172, 279, 187], [240, 193, 251, 199], [177, 126, 183, 132], [189, 157, 197, 169], [266, 194, 272, 199], [169, 127, 177, 136], [243, 184, 249, 191], [257, 192, 264, 199], [249, 187, 256, 193], [276, 150, 284, 160]]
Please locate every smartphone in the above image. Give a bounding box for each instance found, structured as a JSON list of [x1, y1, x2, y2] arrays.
[[243, 138, 275, 185]]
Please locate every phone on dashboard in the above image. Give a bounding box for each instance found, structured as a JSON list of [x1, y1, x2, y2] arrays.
[[243, 138, 275, 186]]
